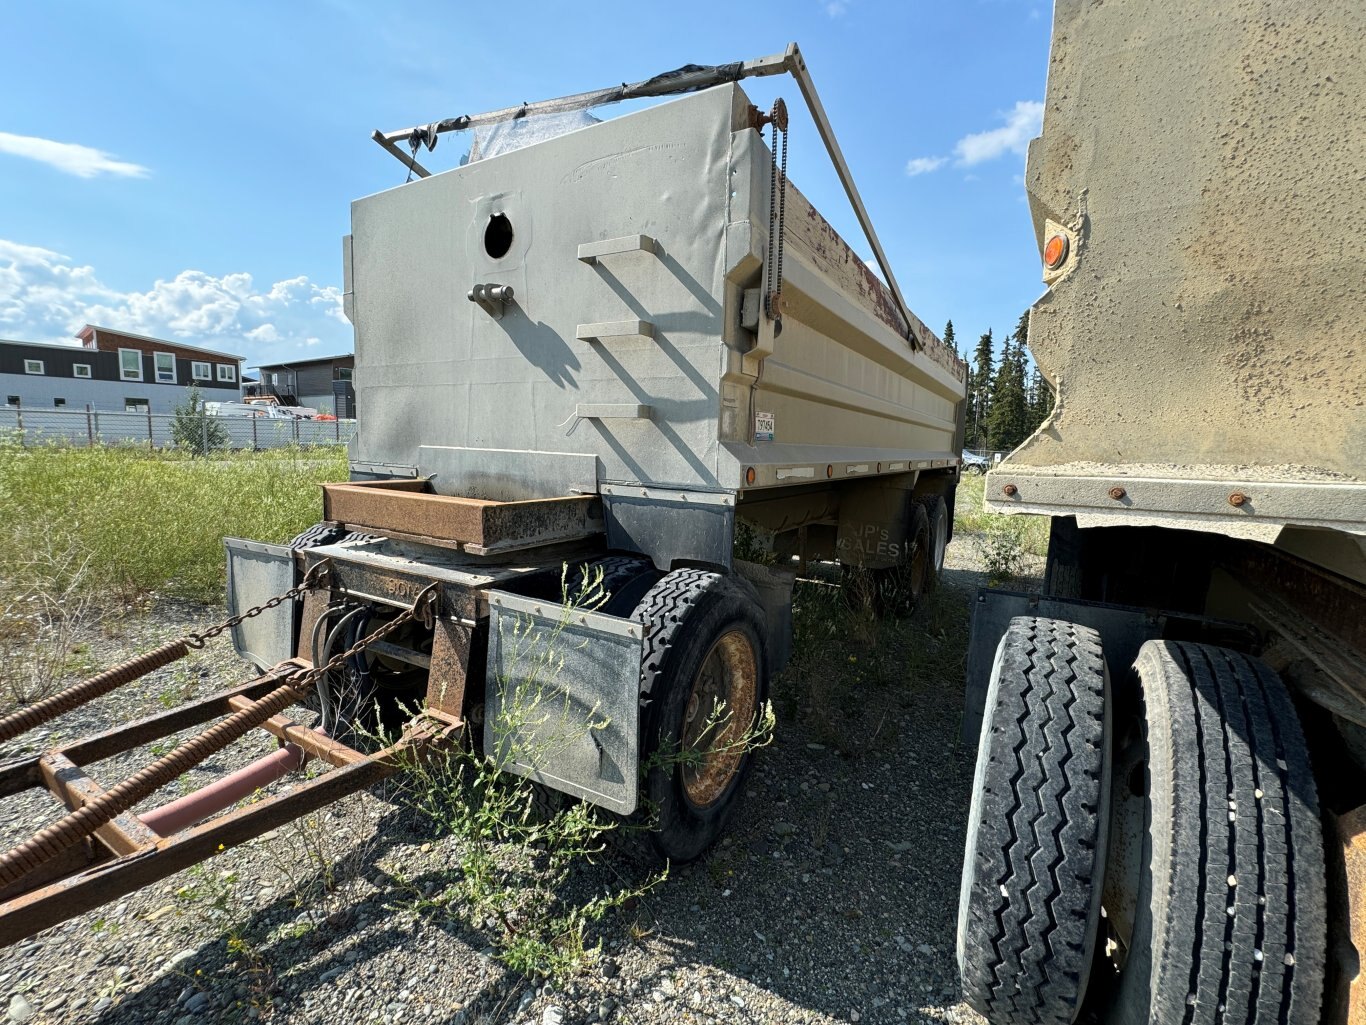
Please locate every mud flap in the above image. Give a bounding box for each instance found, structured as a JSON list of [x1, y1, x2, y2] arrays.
[[485, 590, 645, 814], [224, 538, 298, 672]]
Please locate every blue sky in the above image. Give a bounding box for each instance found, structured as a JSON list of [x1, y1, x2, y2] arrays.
[[0, 0, 1052, 369]]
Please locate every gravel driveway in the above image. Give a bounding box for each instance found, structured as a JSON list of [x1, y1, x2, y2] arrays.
[[0, 542, 1027, 1025]]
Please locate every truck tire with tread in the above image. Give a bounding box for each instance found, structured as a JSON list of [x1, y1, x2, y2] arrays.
[[571, 555, 661, 617], [958, 616, 1110, 1025], [631, 568, 768, 863], [1107, 641, 1325, 1025], [919, 494, 949, 590]]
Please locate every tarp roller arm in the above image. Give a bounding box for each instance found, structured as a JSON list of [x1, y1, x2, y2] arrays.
[[372, 44, 915, 344]]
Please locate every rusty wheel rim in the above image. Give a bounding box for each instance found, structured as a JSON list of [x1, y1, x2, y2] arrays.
[[679, 630, 759, 810]]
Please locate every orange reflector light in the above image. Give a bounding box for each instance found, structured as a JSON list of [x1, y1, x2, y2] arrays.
[[1043, 233, 1069, 270], [745, 466, 756, 485], [826, 464, 834, 479]]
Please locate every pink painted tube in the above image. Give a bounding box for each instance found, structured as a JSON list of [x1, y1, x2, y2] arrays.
[[141, 744, 304, 837]]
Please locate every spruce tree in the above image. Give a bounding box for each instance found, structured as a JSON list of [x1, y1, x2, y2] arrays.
[[986, 334, 1029, 451], [968, 329, 994, 450], [943, 319, 957, 360]]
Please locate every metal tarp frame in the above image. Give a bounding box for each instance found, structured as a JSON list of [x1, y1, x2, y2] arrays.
[[371, 43, 918, 346]]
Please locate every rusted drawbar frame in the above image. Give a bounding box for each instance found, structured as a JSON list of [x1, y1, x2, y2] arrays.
[[0, 665, 454, 947]]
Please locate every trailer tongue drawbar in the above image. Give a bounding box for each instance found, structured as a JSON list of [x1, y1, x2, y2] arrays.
[[0, 563, 456, 947]]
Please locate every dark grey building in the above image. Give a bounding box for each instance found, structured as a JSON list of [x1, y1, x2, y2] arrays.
[[250, 354, 355, 418]]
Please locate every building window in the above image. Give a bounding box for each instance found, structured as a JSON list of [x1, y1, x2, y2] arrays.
[[23, 359, 43, 375], [53, 398, 66, 408], [217, 363, 237, 383], [73, 364, 92, 379], [125, 398, 149, 413], [5, 396, 18, 408], [119, 348, 143, 381], [337, 367, 353, 381], [154, 352, 176, 384], [191, 361, 211, 381]]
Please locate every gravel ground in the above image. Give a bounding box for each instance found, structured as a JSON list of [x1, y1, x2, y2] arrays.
[[0, 540, 1040, 1025]]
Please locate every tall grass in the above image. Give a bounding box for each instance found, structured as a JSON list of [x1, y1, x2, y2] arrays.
[[952, 473, 1050, 583], [0, 439, 347, 605], [952, 473, 1050, 555]]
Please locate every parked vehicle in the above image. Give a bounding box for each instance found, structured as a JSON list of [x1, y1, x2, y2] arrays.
[[0, 45, 965, 943], [960, 450, 988, 475], [956, 3, 1365, 1024]]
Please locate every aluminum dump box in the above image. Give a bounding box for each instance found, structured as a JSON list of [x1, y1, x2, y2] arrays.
[[343, 83, 964, 506]]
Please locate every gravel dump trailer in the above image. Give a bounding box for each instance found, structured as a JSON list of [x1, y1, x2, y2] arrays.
[[955, 3, 1365, 1025], [0, 45, 964, 943]]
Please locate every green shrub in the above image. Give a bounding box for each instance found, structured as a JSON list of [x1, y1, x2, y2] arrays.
[[170, 384, 229, 456]]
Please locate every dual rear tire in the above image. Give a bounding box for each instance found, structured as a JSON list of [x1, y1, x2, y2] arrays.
[[959, 620, 1326, 1025]]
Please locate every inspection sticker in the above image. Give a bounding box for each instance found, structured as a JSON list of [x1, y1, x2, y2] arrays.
[[754, 411, 775, 442]]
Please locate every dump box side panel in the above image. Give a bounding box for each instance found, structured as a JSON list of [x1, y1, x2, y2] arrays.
[[996, 0, 1366, 549], [349, 86, 741, 497]]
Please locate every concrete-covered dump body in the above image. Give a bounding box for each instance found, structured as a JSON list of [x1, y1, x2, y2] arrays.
[[343, 83, 964, 504], [994, 0, 1365, 580]]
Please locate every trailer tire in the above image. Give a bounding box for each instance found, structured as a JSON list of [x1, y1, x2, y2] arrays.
[[864, 501, 932, 615], [632, 569, 769, 863], [919, 494, 949, 590], [571, 555, 662, 617], [958, 616, 1110, 1025], [288, 523, 348, 549], [1104, 642, 1325, 1025]]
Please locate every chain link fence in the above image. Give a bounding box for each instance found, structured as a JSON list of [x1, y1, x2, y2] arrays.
[[0, 407, 356, 451]]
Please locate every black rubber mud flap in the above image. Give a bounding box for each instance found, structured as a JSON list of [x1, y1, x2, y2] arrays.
[[958, 615, 1111, 1025]]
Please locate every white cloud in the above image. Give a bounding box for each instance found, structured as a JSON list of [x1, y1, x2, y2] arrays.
[[903, 100, 1043, 178], [0, 132, 149, 179], [953, 101, 1044, 166], [825, 0, 849, 15], [0, 238, 348, 367], [906, 156, 948, 177]]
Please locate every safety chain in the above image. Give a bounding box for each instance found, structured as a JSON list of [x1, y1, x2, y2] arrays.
[[291, 582, 438, 689], [764, 98, 790, 331], [185, 560, 332, 650]]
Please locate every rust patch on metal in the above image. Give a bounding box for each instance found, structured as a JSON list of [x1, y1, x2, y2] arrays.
[[427, 618, 474, 719], [0, 683, 459, 946], [39, 755, 160, 856], [783, 182, 966, 382], [296, 588, 330, 662], [224, 697, 367, 766], [322, 480, 601, 550], [1336, 805, 1366, 1025]]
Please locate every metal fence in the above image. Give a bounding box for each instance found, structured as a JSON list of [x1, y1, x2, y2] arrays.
[[0, 407, 356, 450]]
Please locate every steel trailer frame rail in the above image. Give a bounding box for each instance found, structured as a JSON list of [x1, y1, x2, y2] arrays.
[[371, 42, 920, 348], [0, 665, 457, 947]]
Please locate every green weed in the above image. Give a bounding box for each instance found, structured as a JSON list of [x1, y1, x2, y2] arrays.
[[383, 567, 670, 983]]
